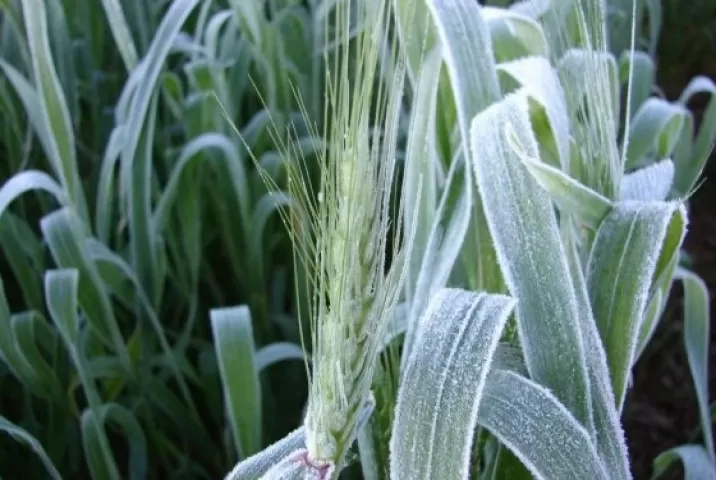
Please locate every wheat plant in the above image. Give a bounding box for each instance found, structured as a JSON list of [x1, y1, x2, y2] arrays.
[[0, 0, 714, 479], [228, 0, 715, 479]]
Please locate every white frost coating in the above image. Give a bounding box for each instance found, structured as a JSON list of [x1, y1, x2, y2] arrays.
[[563, 227, 632, 479], [402, 150, 472, 369], [479, 370, 610, 480], [390, 289, 515, 480], [224, 427, 305, 480], [498, 56, 571, 169], [586, 200, 683, 410], [428, 0, 501, 145], [469, 90, 592, 428], [619, 159, 675, 201]]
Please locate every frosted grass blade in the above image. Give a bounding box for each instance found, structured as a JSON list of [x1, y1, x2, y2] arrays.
[[0, 58, 54, 160], [153, 133, 251, 232], [392, 0, 436, 84], [403, 48, 441, 301], [619, 159, 675, 201], [120, 0, 200, 194], [45, 0, 78, 127], [635, 288, 664, 361], [95, 126, 126, 244], [674, 76, 716, 196], [652, 445, 716, 480], [563, 226, 631, 479], [497, 56, 570, 169], [254, 343, 307, 372], [390, 289, 515, 480], [625, 98, 688, 168], [40, 208, 128, 357], [470, 91, 592, 426], [19, 0, 88, 223], [210, 305, 262, 458], [0, 415, 62, 480], [479, 370, 609, 480], [586, 201, 687, 409], [0, 170, 66, 218], [99, 0, 139, 70], [225, 427, 305, 480], [518, 154, 612, 228], [676, 268, 715, 462], [481, 7, 549, 61], [428, 0, 503, 296], [618, 50, 655, 120], [45, 269, 121, 479]]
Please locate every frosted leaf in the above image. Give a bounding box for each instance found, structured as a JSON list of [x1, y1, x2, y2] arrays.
[[498, 56, 570, 169], [390, 288, 515, 480], [479, 369, 609, 480], [224, 427, 305, 480], [563, 226, 632, 479], [469, 90, 592, 427], [586, 200, 686, 410], [619, 159, 674, 201], [625, 98, 688, 168], [517, 150, 612, 228]]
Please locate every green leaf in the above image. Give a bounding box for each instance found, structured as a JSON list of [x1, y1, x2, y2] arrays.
[[153, 133, 250, 233], [45, 269, 121, 479], [224, 427, 305, 480], [618, 50, 655, 120], [390, 288, 515, 480], [586, 201, 686, 409], [81, 403, 148, 480], [40, 208, 128, 358], [0, 415, 62, 480], [518, 153, 612, 228], [652, 445, 716, 480], [625, 98, 688, 168], [635, 288, 664, 361], [210, 305, 262, 458], [673, 76, 716, 197], [0, 214, 45, 312], [676, 268, 715, 463], [470, 90, 592, 427], [479, 370, 609, 480]]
